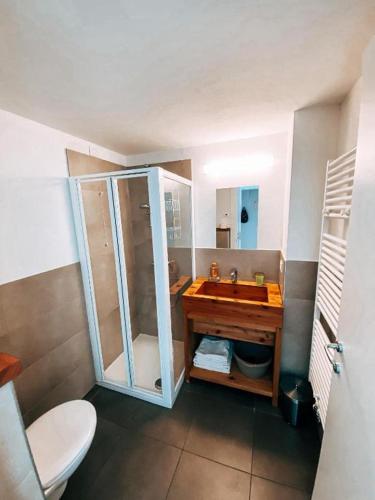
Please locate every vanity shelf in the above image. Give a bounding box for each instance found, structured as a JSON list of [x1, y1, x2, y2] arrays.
[[182, 277, 284, 405], [189, 361, 273, 397]]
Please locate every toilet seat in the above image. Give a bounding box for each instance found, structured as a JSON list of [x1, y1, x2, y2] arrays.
[[26, 400, 97, 491]]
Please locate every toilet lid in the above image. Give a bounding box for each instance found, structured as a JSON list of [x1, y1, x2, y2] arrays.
[[26, 400, 97, 489]]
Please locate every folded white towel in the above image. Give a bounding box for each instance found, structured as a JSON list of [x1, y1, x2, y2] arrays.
[[194, 336, 232, 361], [195, 352, 232, 363], [193, 360, 231, 374], [193, 336, 233, 374], [193, 357, 231, 369], [194, 353, 230, 361]]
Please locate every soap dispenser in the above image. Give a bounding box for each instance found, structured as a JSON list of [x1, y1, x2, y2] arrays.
[[209, 262, 220, 282]]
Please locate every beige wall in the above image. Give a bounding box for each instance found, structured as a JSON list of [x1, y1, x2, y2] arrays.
[[337, 78, 362, 156], [286, 104, 340, 262], [127, 159, 191, 180], [66, 149, 124, 176], [0, 110, 127, 287], [0, 263, 95, 426]]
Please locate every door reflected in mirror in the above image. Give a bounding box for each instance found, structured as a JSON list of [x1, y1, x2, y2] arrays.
[[216, 186, 259, 249]]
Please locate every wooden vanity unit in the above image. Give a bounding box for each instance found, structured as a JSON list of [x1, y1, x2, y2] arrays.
[[182, 277, 284, 405]]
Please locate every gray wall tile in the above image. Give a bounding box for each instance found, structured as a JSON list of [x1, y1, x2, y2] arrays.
[[195, 248, 281, 282], [280, 259, 317, 376], [281, 298, 315, 377], [279, 252, 286, 298], [0, 263, 95, 424], [284, 261, 318, 300]]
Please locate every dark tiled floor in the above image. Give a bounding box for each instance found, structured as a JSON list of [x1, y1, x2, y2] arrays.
[[62, 381, 320, 500]]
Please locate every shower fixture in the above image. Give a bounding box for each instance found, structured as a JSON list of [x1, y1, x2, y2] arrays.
[[139, 202, 151, 218]]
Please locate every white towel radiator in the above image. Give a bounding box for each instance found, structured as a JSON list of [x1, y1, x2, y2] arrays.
[[309, 147, 356, 428]]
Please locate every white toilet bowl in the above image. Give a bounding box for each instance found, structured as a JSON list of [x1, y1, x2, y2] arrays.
[[26, 400, 97, 499]]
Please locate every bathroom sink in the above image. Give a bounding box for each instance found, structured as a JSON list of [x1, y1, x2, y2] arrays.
[[183, 277, 283, 310], [183, 277, 283, 330], [195, 280, 269, 303]]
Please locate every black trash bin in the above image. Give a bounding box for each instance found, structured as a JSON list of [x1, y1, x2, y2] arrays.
[[279, 374, 313, 426]]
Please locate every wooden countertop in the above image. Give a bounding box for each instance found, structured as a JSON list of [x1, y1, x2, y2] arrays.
[[0, 353, 22, 388], [170, 275, 192, 296], [183, 276, 283, 309]]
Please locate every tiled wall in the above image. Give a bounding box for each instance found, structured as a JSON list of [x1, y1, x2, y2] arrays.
[[0, 263, 95, 426], [119, 181, 140, 340], [278, 252, 286, 297], [195, 248, 281, 282], [128, 177, 158, 337], [281, 260, 318, 376]]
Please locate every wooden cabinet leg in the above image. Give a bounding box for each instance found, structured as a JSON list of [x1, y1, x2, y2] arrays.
[[272, 327, 282, 406], [184, 316, 191, 382]]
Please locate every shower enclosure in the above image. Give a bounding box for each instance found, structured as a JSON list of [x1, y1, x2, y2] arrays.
[[69, 167, 193, 408]]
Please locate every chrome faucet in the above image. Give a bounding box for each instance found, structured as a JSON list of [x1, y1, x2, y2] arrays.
[[230, 268, 238, 284]]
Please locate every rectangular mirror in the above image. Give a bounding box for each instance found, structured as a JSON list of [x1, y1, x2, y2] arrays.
[[216, 186, 259, 249]]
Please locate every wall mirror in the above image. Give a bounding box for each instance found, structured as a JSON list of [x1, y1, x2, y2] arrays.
[[216, 186, 259, 249]]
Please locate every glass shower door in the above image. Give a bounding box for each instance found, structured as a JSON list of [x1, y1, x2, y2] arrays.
[[162, 173, 193, 390], [112, 173, 165, 397], [79, 179, 130, 386]]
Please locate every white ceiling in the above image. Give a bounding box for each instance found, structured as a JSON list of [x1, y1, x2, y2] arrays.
[[1, 1, 374, 155]]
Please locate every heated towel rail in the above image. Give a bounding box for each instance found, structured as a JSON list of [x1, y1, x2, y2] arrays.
[[309, 147, 356, 428]]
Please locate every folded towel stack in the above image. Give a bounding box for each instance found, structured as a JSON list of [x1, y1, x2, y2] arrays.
[[193, 336, 233, 374]]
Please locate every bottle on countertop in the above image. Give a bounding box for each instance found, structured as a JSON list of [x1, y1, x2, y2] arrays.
[[254, 272, 265, 286], [209, 262, 220, 282]]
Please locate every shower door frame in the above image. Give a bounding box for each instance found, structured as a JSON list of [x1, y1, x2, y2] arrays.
[[69, 167, 194, 408]]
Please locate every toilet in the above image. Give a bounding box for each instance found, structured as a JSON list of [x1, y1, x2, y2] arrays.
[[26, 400, 97, 499]]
